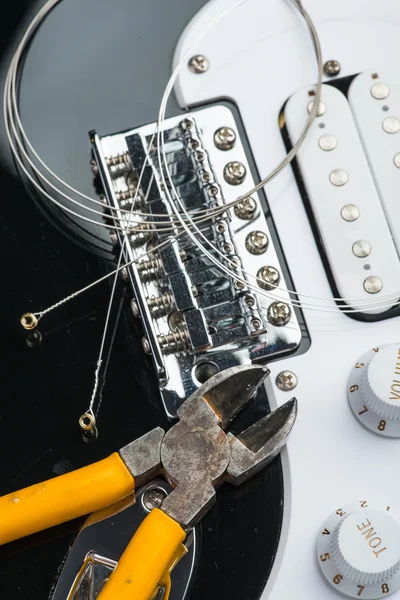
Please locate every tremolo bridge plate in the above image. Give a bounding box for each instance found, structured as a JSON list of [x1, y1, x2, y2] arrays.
[[91, 104, 302, 417]]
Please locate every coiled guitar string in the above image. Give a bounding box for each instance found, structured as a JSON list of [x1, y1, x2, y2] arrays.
[[6, 0, 400, 431], [156, 0, 400, 313], [6, 0, 400, 312]]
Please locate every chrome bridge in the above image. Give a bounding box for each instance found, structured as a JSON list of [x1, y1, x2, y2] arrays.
[[90, 104, 302, 417]]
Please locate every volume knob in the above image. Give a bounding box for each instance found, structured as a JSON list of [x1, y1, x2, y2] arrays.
[[318, 502, 400, 598], [348, 344, 400, 437]]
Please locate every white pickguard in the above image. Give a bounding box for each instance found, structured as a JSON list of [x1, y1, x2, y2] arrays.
[[174, 1, 400, 598]]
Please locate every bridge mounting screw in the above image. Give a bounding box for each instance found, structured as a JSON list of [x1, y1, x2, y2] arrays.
[[245, 230, 268, 255], [188, 55, 209, 73], [214, 127, 236, 151], [224, 161, 246, 185], [267, 301, 291, 326], [257, 265, 280, 290]]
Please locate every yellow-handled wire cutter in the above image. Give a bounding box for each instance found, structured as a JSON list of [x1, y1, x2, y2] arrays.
[[0, 365, 297, 600]]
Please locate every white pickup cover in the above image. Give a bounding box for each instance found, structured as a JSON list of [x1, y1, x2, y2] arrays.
[[284, 83, 400, 315]]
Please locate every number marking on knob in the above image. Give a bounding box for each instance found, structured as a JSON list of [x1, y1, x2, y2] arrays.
[[317, 501, 400, 598], [348, 345, 400, 437]]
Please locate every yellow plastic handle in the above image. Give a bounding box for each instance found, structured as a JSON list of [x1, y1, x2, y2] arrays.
[[98, 508, 186, 600], [0, 452, 134, 545]]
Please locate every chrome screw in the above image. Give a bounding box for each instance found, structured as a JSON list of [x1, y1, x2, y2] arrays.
[[251, 317, 262, 331], [223, 161, 247, 185], [235, 279, 245, 290], [276, 370, 298, 391], [234, 197, 257, 220], [142, 336, 152, 355], [142, 486, 167, 512], [110, 232, 119, 247], [245, 231, 269, 255], [130, 299, 140, 318], [222, 242, 233, 254], [244, 294, 255, 308], [323, 59, 341, 77], [257, 266, 280, 290], [216, 221, 227, 233], [268, 301, 291, 326], [214, 127, 236, 151], [121, 267, 129, 282], [188, 55, 209, 74]]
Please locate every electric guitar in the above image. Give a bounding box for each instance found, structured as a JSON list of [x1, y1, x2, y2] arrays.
[[1, 1, 400, 599]]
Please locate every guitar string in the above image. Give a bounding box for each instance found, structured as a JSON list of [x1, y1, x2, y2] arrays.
[[3, 0, 400, 342], [7, 0, 400, 312], [9, 0, 400, 355], [157, 0, 400, 313]]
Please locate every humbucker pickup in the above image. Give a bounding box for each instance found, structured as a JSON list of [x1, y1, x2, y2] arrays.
[[282, 73, 400, 319], [90, 104, 302, 417]]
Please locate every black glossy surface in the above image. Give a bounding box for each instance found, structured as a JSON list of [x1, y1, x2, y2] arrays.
[[0, 3, 285, 599]]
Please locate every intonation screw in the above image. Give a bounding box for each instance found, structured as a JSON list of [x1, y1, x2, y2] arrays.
[[147, 292, 175, 316], [276, 371, 298, 391], [142, 486, 167, 512], [267, 301, 291, 326], [106, 152, 131, 167], [158, 328, 190, 354], [214, 127, 236, 151], [110, 232, 119, 247], [136, 257, 164, 277], [223, 161, 247, 185], [257, 266, 280, 290], [245, 231, 269, 255], [323, 60, 341, 77], [188, 55, 209, 74], [121, 267, 129, 282], [234, 197, 257, 220]]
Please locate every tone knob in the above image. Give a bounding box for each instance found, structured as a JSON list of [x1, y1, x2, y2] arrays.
[[317, 501, 400, 598], [347, 344, 400, 437]]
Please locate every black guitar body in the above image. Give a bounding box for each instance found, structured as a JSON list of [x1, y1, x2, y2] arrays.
[[0, 2, 285, 598]]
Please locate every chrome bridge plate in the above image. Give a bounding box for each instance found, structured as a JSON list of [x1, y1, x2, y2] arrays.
[[91, 104, 302, 417]]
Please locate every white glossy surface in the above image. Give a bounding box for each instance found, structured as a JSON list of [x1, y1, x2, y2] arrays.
[[174, 1, 400, 598]]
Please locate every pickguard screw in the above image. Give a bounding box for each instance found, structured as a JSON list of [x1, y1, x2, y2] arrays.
[[324, 59, 341, 77], [267, 301, 291, 326], [188, 55, 209, 74], [276, 370, 298, 391], [245, 231, 269, 255], [214, 127, 236, 151], [257, 265, 280, 290], [234, 197, 257, 220], [142, 486, 167, 512], [224, 161, 246, 185]]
